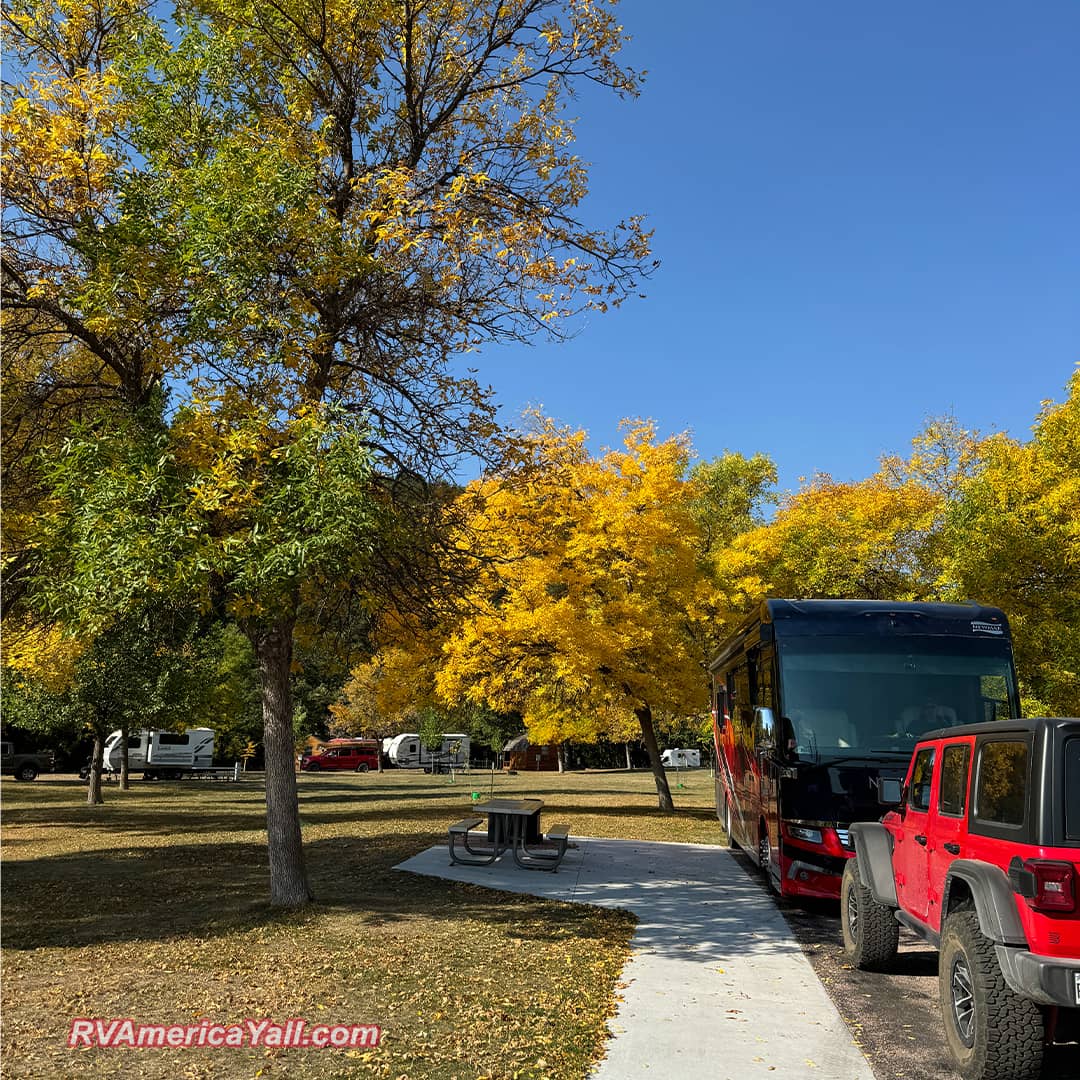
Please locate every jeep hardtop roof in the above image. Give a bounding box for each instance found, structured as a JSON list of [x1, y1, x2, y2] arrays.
[[916, 717, 1080, 744]]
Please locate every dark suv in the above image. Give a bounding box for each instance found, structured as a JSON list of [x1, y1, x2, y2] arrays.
[[841, 717, 1080, 1080]]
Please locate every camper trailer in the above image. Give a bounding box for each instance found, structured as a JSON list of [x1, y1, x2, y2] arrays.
[[385, 733, 470, 772], [660, 748, 701, 768], [102, 728, 216, 780]]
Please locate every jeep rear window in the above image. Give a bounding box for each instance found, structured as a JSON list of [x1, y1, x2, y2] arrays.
[[1066, 738, 1080, 842], [974, 740, 1028, 827], [939, 744, 970, 817]]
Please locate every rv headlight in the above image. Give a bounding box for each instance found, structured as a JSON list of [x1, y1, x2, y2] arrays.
[[786, 825, 823, 845]]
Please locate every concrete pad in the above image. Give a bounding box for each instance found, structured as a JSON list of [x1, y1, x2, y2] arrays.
[[395, 837, 874, 1080]]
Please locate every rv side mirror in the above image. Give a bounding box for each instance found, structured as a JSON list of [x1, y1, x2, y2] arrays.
[[754, 707, 777, 753], [878, 778, 903, 805]]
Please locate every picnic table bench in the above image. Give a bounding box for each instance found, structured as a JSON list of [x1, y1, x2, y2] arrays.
[[447, 800, 571, 871]]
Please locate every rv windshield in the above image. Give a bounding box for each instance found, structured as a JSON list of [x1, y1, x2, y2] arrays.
[[778, 636, 1017, 761]]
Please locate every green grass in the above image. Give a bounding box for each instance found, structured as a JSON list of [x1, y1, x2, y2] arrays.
[[1, 767, 723, 1079]]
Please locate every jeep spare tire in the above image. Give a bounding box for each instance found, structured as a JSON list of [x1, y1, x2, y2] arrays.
[[840, 856, 899, 970]]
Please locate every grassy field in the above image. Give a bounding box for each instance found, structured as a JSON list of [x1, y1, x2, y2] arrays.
[[1, 766, 723, 1080]]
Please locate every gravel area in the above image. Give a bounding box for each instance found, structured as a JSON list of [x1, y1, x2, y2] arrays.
[[728, 852, 1080, 1080]]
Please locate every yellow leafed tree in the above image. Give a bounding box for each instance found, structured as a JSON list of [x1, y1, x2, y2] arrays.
[[436, 417, 711, 811], [713, 471, 944, 612], [943, 371, 1080, 715]]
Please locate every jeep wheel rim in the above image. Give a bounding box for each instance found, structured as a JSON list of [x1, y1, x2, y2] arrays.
[[950, 955, 975, 1047], [846, 882, 859, 941]]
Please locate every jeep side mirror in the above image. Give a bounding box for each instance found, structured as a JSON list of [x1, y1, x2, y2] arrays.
[[877, 778, 903, 805]]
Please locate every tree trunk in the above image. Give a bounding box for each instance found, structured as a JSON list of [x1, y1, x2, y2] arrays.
[[251, 617, 313, 907], [624, 741, 632, 770], [635, 704, 674, 812], [119, 728, 130, 790], [557, 742, 566, 773], [376, 731, 384, 773], [87, 734, 105, 805]]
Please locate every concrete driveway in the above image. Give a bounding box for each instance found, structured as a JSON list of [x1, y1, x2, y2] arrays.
[[396, 837, 873, 1080]]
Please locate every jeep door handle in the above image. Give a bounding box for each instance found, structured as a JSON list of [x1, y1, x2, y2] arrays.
[[915, 834, 928, 846], [943, 842, 961, 855]]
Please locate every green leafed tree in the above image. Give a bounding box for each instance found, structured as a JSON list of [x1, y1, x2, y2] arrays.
[[5, 0, 653, 906], [4, 603, 218, 803]]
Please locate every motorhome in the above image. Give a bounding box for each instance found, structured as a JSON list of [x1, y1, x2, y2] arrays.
[[710, 599, 1019, 901], [661, 748, 701, 768], [384, 733, 470, 771], [102, 728, 216, 780]]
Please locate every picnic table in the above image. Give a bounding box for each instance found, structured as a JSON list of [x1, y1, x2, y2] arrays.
[[447, 798, 570, 871]]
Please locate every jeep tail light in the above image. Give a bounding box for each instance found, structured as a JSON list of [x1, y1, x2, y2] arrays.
[[1023, 860, 1076, 913]]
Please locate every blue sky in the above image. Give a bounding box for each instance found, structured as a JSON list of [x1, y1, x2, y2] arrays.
[[464, 1, 1079, 495]]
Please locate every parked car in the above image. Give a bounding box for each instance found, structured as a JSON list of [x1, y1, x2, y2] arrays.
[[300, 739, 380, 773], [842, 717, 1080, 1080], [1, 741, 54, 781]]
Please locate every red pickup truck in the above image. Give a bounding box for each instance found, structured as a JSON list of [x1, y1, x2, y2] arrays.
[[842, 717, 1080, 1080]]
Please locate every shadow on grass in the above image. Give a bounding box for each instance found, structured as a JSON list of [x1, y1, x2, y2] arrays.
[[1, 795, 707, 840], [1, 831, 626, 952], [535, 803, 719, 822]]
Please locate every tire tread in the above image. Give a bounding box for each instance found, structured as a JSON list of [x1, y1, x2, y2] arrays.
[[841, 857, 900, 970], [939, 907, 1043, 1080]]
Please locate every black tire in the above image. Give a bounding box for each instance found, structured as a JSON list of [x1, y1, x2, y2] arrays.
[[840, 857, 899, 970], [305, 762, 320, 771], [938, 908, 1044, 1080], [15, 763, 38, 781], [355, 763, 369, 773]]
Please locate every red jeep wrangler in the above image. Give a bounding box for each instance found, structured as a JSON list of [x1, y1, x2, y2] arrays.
[[842, 717, 1080, 1080]]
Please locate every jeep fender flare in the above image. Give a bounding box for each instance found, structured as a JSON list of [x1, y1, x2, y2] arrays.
[[849, 822, 897, 907], [942, 860, 1027, 946]]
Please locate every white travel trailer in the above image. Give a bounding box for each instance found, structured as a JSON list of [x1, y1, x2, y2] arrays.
[[102, 728, 216, 780], [661, 748, 701, 768], [385, 733, 470, 771]]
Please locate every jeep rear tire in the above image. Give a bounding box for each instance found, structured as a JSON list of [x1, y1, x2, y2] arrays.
[[840, 856, 899, 970], [939, 908, 1043, 1080], [15, 763, 39, 781]]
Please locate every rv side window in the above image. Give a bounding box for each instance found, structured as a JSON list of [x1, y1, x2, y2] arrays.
[[755, 651, 776, 712], [712, 684, 726, 729], [733, 665, 754, 752], [157, 733, 189, 745], [127, 737, 141, 750]]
